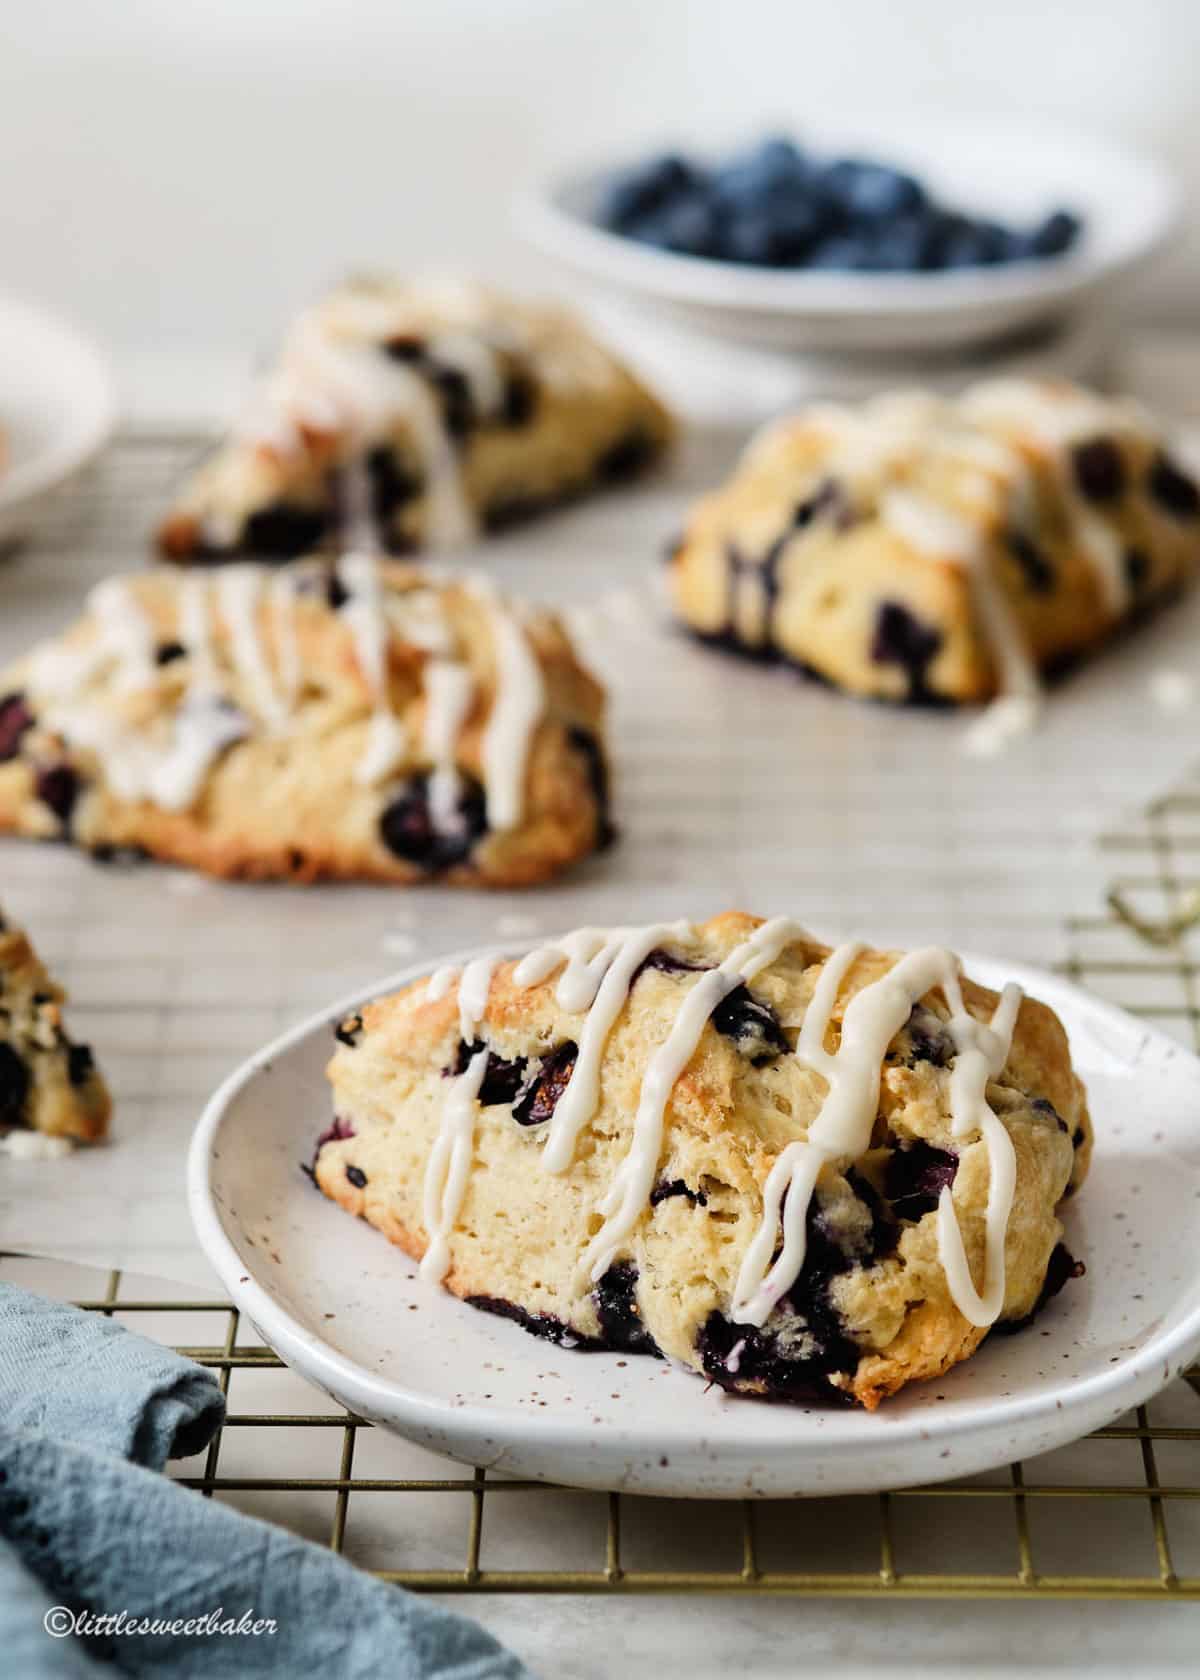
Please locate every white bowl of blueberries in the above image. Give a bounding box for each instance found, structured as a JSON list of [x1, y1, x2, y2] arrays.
[[521, 119, 1178, 354]]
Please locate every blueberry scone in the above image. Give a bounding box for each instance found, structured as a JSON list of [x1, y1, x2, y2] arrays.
[[668, 379, 1200, 733], [317, 912, 1090, 1408], [0, 909, 110, 1155], [0, 557, 610, 886], [157, 278, 674, 563]]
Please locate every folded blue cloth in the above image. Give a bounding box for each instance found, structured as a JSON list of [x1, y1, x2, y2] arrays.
[[0, 1283, 531, 1679]]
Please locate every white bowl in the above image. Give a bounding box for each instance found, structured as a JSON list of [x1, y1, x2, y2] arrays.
[[519, 118, 1179, 354], [189, 947, 1200, 1499], [0, 296, 117, 546]]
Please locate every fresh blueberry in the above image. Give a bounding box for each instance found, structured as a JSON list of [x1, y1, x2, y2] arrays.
[[364, 446, 423, 522], [66, 1043, 95, 1087], [884, 1140, 958, 1220], [35, 765, 81, 830], [0, 1044, 30, 1129], [596, 429, 656, 483], [567, 725, 615, 849], [805, 234, 877, 272], [657, 196, 722, 258], [1007, 530, 1055, 594], [650, 1178, 708, 1208], [378, 773, 487, 872], [243, 503, 330, 558], [0, 693, 34, 762], [1072, 437, 1126, 501], [1124, 548, 1150, 593], [870, 602, 943, 698], [599, 154, 699, 231], [513, 1041, 578, 1126], [1025, 209, 1082, 259], [1148, 452, 1200, 519], [501, 372, 538, 428], [820, 157, 926, 223], [465, 1294, 607, 1351], [593, 1261, 661, 1356], [711, 984, 789, 1064]]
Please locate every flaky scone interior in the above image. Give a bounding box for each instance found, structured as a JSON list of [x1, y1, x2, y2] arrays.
[[0, 557, 610, 887], [668, 379, 1200, 719], [158, 276, 673, 563], [318, 912, 1091, 1408], [0, 909, 110, 1155]]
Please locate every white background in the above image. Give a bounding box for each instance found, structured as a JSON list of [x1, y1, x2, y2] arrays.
[[2, 0, 1199, 358]]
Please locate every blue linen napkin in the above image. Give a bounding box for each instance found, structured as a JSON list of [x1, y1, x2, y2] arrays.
[[0, 1283, 531, 1679]]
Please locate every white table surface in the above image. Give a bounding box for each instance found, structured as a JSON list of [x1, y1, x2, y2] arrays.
[[4, 335, 1200, 1673]]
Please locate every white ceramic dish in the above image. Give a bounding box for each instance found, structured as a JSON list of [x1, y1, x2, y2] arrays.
[[0, 295, 117, 546], [189, 945, 1200, 1499], [520, 119, 1178, 353]]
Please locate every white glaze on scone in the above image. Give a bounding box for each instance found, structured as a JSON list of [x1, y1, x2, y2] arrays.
[[0, 558, 610, 887], [320, 912, 1092, 1408], [157, 277, 674, 563], [668, 378, 1200, 737]]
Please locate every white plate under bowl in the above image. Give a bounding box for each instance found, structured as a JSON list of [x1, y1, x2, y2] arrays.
[[519, 118, 1178, 354], [0, 296, 117, 545], [189, 945, 1200, 1499]]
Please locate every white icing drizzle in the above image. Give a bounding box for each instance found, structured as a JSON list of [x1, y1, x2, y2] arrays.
[[579, 917, 808, 1284], [731, 943, 1023, 1332], [339, 551, 409, 786], [427, 964, 460, 1001], [531, 923, 696, 1173], [457, 954, 499, 1041], [423, 660, 475, 832], [89, 580, 156, 693], [880, 487, 1043, 752], [216, 566, 289, 732], [243, 301, 478, 550], [478, 591, 546, 832], [935, 974, 1022, 1326], [416, 919, 1029, 1340], [419, 1046, 489, 1283]]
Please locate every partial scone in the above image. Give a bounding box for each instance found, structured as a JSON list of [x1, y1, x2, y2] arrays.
[[0, 909, 110, 1155], [157, 277, 674, 563], [667, 378, 1200, 711], [0, 557, 610, 886], [318, 912, 1091, 1408]]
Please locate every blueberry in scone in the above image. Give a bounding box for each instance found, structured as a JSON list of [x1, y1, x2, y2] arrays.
[[0, 910, 110, 1155], [156, 277, 673, 563], [0, 557, 611, 887], [667, 379, 1200, 723], [317, 912, 1091, 1408]]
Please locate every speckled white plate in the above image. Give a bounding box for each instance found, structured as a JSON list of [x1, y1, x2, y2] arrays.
[[188, 946, 1200, 1498]]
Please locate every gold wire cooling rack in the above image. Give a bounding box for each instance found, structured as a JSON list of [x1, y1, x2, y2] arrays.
[[3, 434, 1200, 1601]]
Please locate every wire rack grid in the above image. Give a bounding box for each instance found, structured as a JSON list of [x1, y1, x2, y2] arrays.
[[3, 432, 1200, 1602]]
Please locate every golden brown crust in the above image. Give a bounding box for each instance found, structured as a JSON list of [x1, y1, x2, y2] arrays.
[[668, 381, 1200, 703], [319, 911, 1091, 1408], [0, 914, 110, 1144], [0, 561, 610, 887], [156, 278, 674, 562]]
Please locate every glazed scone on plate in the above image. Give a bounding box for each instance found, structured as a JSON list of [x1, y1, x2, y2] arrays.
[[667, 379, 1200, 723], [317, 912, 1091, 1408], [158, 277, 674, 563], [0, 909, 110, 1155], [0, 556, 610, 886]]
